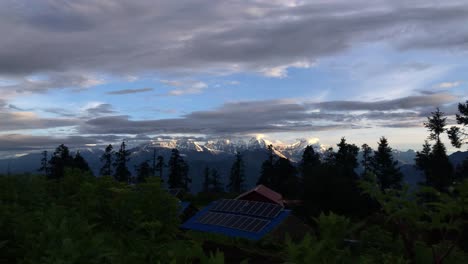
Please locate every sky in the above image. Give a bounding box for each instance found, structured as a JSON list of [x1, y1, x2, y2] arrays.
[[1, 0, 468, 157]]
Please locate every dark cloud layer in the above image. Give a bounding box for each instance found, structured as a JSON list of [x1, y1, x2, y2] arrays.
[[107, 88, 153, 95], [0, 112, 76, 132], [0, 92, 460, 150], [1, 1, 468, 81], [80, 94, 456, 135], [85, 104, 115, 116], [0, 134, 136, 152], [0, 134, 100, 151], [312, 94, 456, 111]]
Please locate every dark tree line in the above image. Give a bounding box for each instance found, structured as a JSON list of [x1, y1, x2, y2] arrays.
[[202, 167, 223, 193], [167, 149, 190, 191], [257, 145, 299, 198], [39, 144, 93, 179]]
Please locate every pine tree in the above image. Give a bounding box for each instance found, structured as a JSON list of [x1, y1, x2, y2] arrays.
[[152, 148, 157, 177], [73, 151, 92, 174], [99, 144, 113, 176], [168, 149, 190, 191], [424, 108, 447, 142], [135, 160, 152, 183], [48, 144, 73, 179], [38, 150, 50, 176], [203, 166, 211, 192], [228, 152, 245, 193], [211, 168, 223, 193], [419, 109, 454, 191], [429, 140, 453, 190], [335, 137, 359, 176], [448, 101, 468, 182], [155, 155, 165, 181], [370, 137, 402, 190], [300, 145, 321, 178], [323, 147, 336, 165], [303, 138, 366, 216], [273, 157, 298, 198], [257, 145, 275, 186], [361, 144, 373, 177], [113, 141, 131, 183], [415, 141, 432, 175]]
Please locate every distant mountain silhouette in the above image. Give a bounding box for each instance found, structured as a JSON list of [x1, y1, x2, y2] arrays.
[[0, 137, 465, 192]]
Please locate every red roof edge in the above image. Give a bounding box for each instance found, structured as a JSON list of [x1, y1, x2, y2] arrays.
[[236, 185, 284, 206]]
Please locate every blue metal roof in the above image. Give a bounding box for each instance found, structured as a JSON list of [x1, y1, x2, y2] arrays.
[[181, 200, 291, 240]]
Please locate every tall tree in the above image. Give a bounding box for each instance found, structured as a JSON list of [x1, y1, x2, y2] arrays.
[[152, 148, 157, 177], [303, 138, 367, 216], [168, 149, 190, 191], [228, 152, 245, 193], [335, 137, 359, 176], [211, 168, 223, 193], [300, 145, 321, 178], [273, 157, 298, 198], [415, 141, 432, 176], [135, 160, 152, 183], [448, 101, 468, 149], [322, 147, 336, 165], [448, 101, 468, 182], [257, 144, 275, 186], [203, 166, 211, 192], [48, 144, 74, 179], [113, 141, 131, 183], [429, 140, 454, 190], [420, 109, 454, 191], [424, 108, 447, 142], [361, 144, 373, 177], [38, 150, 50, 177], [73, 151, 92, 174], [99, 144, 113, 176], [370, 137, 402, 190], [155, 155, 165, 181]]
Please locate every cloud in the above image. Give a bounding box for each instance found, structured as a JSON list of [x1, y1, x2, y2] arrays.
[[80, 94, 457, 135], [260, 61, 312, 78], [0, 133, 137, 151], [84, 103, 115, 116], [160, 80, 208, 96], [0, 134, 100, 151], [311, 94, 456, 111], [435, 81, 461, 89], [0, 112, 76, 132], [0, 72, 105, 95], [107, 87, 153, 95], [1, 1, 468, 88]]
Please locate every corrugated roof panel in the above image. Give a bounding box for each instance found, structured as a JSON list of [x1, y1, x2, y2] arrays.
[[181, 200, 291, 240]]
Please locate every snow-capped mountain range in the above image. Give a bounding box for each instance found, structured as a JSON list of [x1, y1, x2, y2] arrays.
[[144, 137, 325, 161], [1, 136, 466, 193]]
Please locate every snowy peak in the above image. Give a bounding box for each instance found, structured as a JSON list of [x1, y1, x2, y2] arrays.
[[205, 139, 238, 153], [172, 139, 204, 152], [136, 136, 323, 160], [248, 137, 267, 150], [150, 139, 178, 149]]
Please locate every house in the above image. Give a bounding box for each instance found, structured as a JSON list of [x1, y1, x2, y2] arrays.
[[236, 184, 284, 206], [181, 185, 312, 241], [181, 198, 292, 240]]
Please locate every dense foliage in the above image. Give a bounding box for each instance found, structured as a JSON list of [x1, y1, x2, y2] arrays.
[[0, 170, 235, 263]]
